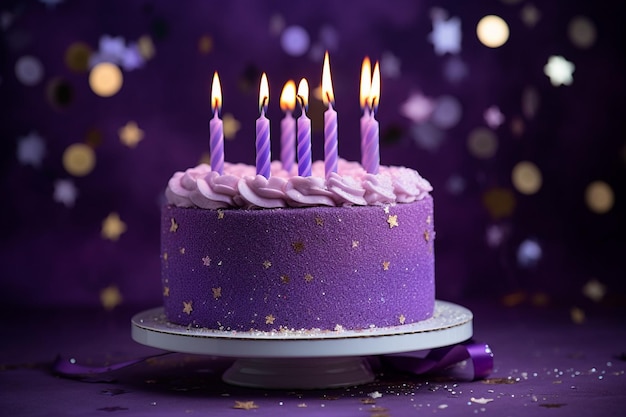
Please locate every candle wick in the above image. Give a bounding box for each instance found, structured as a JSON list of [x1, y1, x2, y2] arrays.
[[325, 91, 333, 105], [260, 96, 268, 113], [371, 97, 378, 114], [297, 95, 307, 112]]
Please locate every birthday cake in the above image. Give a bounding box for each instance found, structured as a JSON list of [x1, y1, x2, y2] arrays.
[[161, 159, 435, 332]]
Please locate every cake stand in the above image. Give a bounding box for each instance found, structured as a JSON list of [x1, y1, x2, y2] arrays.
[[131, 300, 472, 389]]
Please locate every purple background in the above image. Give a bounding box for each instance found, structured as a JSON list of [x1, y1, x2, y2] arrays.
[[1, 0, 625, 312]]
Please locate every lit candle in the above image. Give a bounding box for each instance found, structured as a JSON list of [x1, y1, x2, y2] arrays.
[[359, 56, 371, 159], [210, 71, 224, 175], [256, 73, 271, 178], [279, 80, 296, 174], [296, 78, 312, 177], [363, 61, 380, 174], [322, 51, 338, 179]]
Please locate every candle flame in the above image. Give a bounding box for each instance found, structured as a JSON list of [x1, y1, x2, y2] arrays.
[[211, 71, 222, 113], [370, 61, 380, 111], [280, 80, 296, 112], [359, 57, 371, 110], [297, 78, 309, 110], [322, 51, 335, 106], [259, 73, 269, 113]]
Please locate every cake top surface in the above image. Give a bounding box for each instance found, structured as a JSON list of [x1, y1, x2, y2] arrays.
[[166, 158, 432, 209]]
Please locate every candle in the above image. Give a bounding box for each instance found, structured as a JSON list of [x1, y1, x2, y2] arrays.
[[279, 80, 296, 174], [256, 73, 271, 178], [296, 78, 312, 177], [359, 56, 371, 159], [210, 71, 224, 175], [322, 51, 338, 179], [363, 61, 380, 174]]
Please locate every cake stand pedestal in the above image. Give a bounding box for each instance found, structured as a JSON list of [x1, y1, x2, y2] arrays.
[[131, 300, 472, 389]]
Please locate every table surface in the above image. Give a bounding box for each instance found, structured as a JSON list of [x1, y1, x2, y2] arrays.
[[2, 300, 625, 417]]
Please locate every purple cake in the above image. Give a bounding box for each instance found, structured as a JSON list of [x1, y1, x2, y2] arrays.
[[161, 159, 435, 332]]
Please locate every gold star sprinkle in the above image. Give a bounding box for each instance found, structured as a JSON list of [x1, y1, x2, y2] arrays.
[[217, 210, 224, 219], [183, 301, 193, 315], [212, 287, 222, 299], [169, 218, 178, 232], [263, 260, 272, 269], [265, 314, 275, 324], [424, 230, 430, 242], [387, 215, 398, 228], [202, 256, 211, 266], [382, 261, 390, 271], [163, 286, 170, 297], [304, 273, 314, 282], [179, 247, 185, 254], [223, 113, 241, 139], [101, 212, 127, 241], [399, 314, 406, 324], [383, 206, 390, 214], [100, 285, 122, 310], [315, 216, 324, 226], [280, 274, 290, 284], [118, 121, 144, 148], [352, 240, 359, 248], [233, 401, 258, 410], [163, 252, 168, 261], [292, 241, 305, 253]]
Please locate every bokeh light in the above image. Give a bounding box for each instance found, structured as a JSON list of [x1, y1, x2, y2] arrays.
[[468, 127, 498, 158], [62, 143, 96, 176], [483, 187, 516, 219], [517, 239, 542, 268], [476, 15, 510, 48], [280, 25, 310, 57], [431, 95, 462, 129], [89, 62, 123, 97], [522, 86, 540, 119], [65, 42, 92, 72], [568, 16, 596, 49], [512, 161, 542, 195], [585, 181, 614, 214], [15, 55, 44, 86], [46, 77, 73, 108]]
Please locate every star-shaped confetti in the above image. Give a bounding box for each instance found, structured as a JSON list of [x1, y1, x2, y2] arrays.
[[53, 179, 78, 207], [16, 132, 46, 168], [544, 55, 575, 86], [304, 273, 314, 282], [352, 240, 359, 248], [183, 301, 193, 315], [368, 391, 383, 399], [170, 218, 178, 232], [100, 285, 123, 310], [387, 215, 399, 228], [484, 106, 505, 128], [233, 401, 259, 410], [400, 92, 435, 123], [292, 241, 305, 253], [202, 256, 211, 266], [223, 113, 241, 139], [163, 286, 170, 296], [424, 230, 430, 242], [262, 260, 272, 269], [101, 212, 127, 241], [118, 121, 144, 148], [280, 274, 290, 284], [212, 287, 222, 299], [382, 261, 390, 271], [429, 12, 462, 55], [265, 314, 275, 324], [399, 314, 406, 324]]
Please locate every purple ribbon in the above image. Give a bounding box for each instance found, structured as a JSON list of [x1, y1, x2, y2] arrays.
[[381, 340, 494, 380]]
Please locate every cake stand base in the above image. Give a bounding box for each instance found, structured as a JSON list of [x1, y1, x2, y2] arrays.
[[131, 300, 472, 389]]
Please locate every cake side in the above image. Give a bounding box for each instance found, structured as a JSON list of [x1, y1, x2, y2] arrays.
[[161, 197, 435, 331]]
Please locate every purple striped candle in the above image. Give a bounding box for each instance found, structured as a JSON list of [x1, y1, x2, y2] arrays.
[[280, 80, 296, 174], [296, 78, 312, 177], [322, 52, 338, 178], [359, 57, 372, 160], [256, 73, 271, 178], [210, 72, 224, 175], [363, 62, 381, 174]]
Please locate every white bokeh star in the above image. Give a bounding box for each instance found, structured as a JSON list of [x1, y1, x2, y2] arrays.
[[17, 131, 46, 168], [53, 179, 78, 208], [400, 92, 435, 123], [484, 106, 505, 128], [429, 13, 462, 55], [544, 55, 575, 86], [380, 51, 401, 79]]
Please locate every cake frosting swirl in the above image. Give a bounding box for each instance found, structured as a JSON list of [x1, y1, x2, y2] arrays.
[[165, 159, 432, 209]]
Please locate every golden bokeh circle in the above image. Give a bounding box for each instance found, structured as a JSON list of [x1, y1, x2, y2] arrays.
[[89, 62, 123, 97], [568, 16, 596, 49], [476, 15, 510, 48], [482, 187, 516, 219], [63, 143, 96, 176], [468, 127, 498, 159], [512, 161, 542, 195], [65, 42, 92, 72], [585, 181, 614, 214]]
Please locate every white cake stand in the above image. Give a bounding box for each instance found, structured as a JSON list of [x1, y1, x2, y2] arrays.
[[131, 300, 472, 389]]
